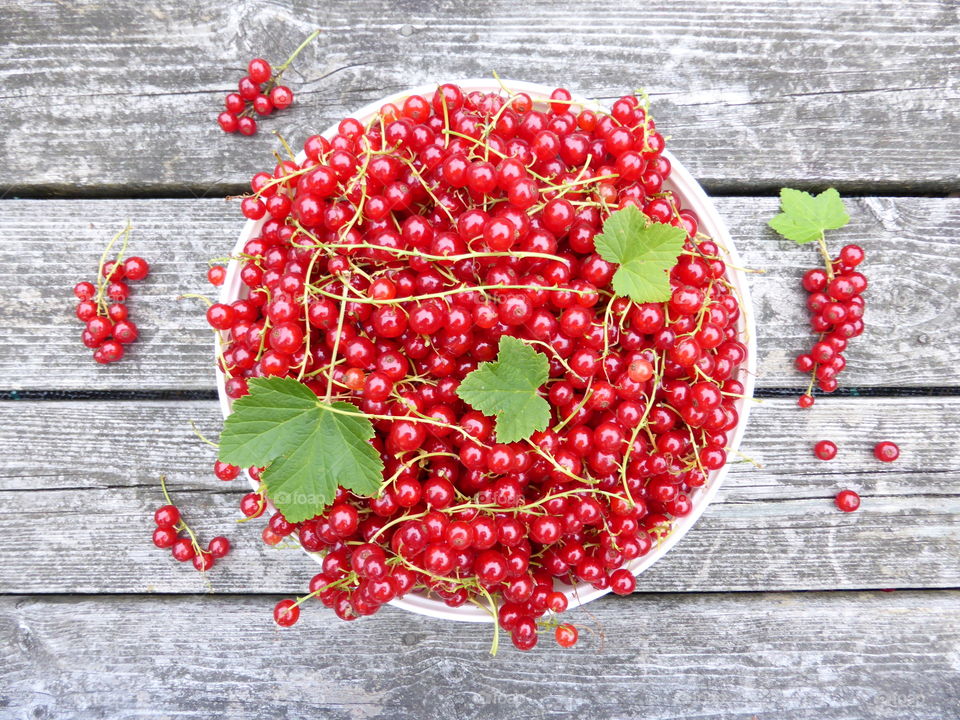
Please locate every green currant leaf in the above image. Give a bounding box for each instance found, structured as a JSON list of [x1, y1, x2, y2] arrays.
[[594, 205, 686, 303], [456, 336, 550, 443], [218, 377, 383, 523], [768, 187, 850, 244]]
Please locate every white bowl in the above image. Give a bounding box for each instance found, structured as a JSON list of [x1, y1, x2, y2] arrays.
[[217, 79, 757, 622]]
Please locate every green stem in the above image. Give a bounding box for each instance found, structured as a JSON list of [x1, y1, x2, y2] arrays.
[[816, 232, 835, 281], [274, 29, 322, 77]]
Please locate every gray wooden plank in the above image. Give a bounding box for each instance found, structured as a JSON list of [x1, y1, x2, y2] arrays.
[[2, 591, 958, 720], [1, 196, 957, 391], [1, 397, 956, 594], [0, 1, 957, 193]]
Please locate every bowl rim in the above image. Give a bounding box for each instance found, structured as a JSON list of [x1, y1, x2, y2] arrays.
[[216, 78, 757, 623]]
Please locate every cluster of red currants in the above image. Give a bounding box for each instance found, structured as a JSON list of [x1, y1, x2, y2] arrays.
[[73, 246, 149, 364], [217, 31, 320, 136], [152, 477, 231, 572], [217, 57, 295, 136], [795, 244, 867, 407]]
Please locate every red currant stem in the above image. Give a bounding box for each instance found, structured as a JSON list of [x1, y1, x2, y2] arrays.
[[272, 131, 297, 162], [816, 232, 835, 281], [525, 440, 594, 485], [367, 508, 429, 543], [179, 293, 214, 307], [475, 585, 501, 656], [553, 382, 594, 433], [323, 280, 352, 402], [524, 338, 576, 376], [440, 88, 451, 149], [301, 234, 571, 267], [395, 157, 457, 223], [272, 28, 322, 79], [731, 449, 764, 469], [189, 420, 219, 449], [317, 396, 489, 447], [249, 165, 315, 198], [307, 282, 590, 307], [385, 450, 459, 485], [94, 223, 132, 315], [619, 351, 665, 502], [159, 474, 175, 507], [296, 243, 328, 382]]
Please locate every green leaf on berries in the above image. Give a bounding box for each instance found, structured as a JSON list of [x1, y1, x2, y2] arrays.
[[768, 187, 850, 244], [218, 376, 383, 522], [456, 336, 550, 443], [594, 205, 686, 303]]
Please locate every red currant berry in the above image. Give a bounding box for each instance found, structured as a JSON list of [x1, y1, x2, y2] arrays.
[[270, 86, 294, 110], [555, 623, 579, 648], [873, 441, 899, 462], [208, 536, 231, 558], [273, 598, 300, 627], [814, 440, 837, 461], [247, 57, 272, 84], [835, 489, 860, 513]]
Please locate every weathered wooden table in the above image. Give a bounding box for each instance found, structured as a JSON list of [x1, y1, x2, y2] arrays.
[[2, 2, 958, 718]]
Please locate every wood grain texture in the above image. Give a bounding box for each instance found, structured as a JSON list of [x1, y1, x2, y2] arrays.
[[1, 397, 957, 594], [1, 196, 958, 391], [2, 591, 959, 720], [0, 0, 958, 194]]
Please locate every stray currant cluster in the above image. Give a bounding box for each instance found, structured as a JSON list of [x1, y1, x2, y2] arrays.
[[203, 81, 749, 651], [152, 477, 231, 571], [217, 31, 321, 136], [795, 243, 867, 407], [73, 226, 147, 364]]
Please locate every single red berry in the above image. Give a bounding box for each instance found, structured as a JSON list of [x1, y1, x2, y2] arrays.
[[75, 300, 98, 321], [814, 440, 837, 461], [835, 489, 861, 513], [152, 526, 178, 549], [207, 265, 227, 286], [123, 256, 150, 281], [154, 504, 181, 528], [253, 94, 274, 116], [609, 568, 636, 595], [112, 320, 138, 344], [238, 76, 260, 100], [171, 537, 196, 562], [73, 281, 96, 300], [225, 93, 245, 113], [270, 85, 294, 110], [874, 441, 899, 463], [95, 340, 124, 364], [798, 394, 815, 408], [208, 536, 231, 558], [273, 598, 300, 627], [214, 460, 240, 481], [237, 116, 257, 136], [218, 111, 240, 133], [247, 57, 272, 84], [555, 623, 578, 648], [106, 281, 129, 302], [839, 245, 865, 267]]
